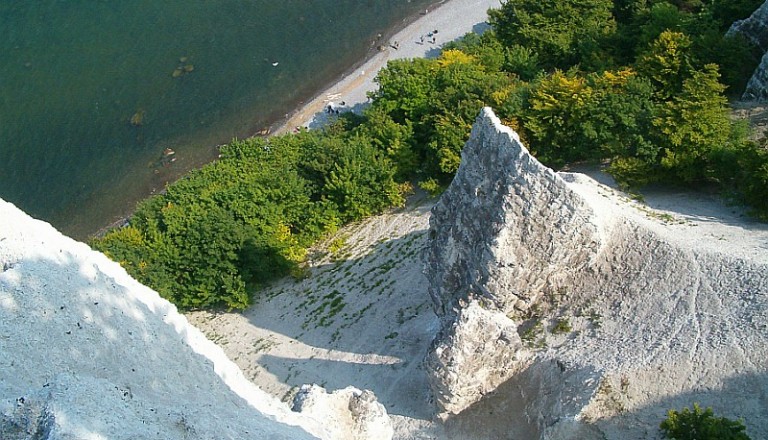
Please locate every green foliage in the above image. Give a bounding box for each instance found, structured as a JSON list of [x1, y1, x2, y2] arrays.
[[369, 47, 515, 181], [636, 2, 689, 51], [418, 178, 446, 197], [504, 44, 543, 81], [322, 136, 405, 222], [488, 0, 617, 70], [525, 70, 598, 166], [370, 58, 436, 129], [636, 30, 695, 99], [705, 0, 765, 31], [443, 31, 507, 73], [585, 70, 656, 159], [428, 113, 472, 174], [710, 134, 768, 220], [651, 64, 730, 182], [612, 0, 651, 26], [94, 128, 405, 310], [691, 30, 760, 95], [660, 403, 751, 439], [732, 142, 768, 220], [551, 318, 572, 334], [354, 106, 417, 178], [607, 156, 657, 188], [524, 68, 655, 167]]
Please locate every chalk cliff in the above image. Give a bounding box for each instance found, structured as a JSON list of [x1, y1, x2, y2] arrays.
[[0, 199, 390, 440], [729, 0, 768, 100], [423, 108, 768, 438]]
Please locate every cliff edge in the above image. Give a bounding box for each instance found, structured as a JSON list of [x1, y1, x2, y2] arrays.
[[0, 199, 328, 439], [424, 108, 768, 438]]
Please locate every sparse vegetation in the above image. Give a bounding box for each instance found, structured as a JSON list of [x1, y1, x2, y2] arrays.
[[329, 236, 347, 254], [551, 317, 573, 335], [384, 331, 399, 340], [587, 310, 603, 329], [521, 319, 547, 349], [596, 377, 629, 414]]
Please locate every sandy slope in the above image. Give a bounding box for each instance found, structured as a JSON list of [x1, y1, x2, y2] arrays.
[[188, 197, 443, 438]]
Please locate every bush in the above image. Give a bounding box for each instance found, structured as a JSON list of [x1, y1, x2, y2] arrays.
[[488, 0, 617, 70], [93, 128, 406, 310], [660, 403, 751, 440], [550, 318, 572, 334]]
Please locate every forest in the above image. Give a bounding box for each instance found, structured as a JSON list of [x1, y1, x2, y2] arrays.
[[93, 0, 768, 310]]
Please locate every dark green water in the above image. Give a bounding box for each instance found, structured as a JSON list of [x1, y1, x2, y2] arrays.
[[0, 0, 433, 238]]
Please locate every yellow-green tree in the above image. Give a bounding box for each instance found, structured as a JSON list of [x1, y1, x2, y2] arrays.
[[652, 63, 731, 182]]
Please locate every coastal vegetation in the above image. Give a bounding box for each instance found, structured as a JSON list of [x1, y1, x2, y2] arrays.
[[660, 403, 751, 439], [94, 129, 404, 309], [93, 0, 768, 310]]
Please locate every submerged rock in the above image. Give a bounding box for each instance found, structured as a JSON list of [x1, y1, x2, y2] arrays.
[[129, 109, 145, 126]]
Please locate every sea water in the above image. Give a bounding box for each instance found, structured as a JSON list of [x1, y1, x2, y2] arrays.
[[0, 0, 433, 238]]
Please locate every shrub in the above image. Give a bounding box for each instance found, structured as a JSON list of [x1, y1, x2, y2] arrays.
[[551, 318, 572, 335], [660, 403, 751, 440]]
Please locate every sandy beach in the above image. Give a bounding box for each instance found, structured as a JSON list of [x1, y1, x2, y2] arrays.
[[275, 0, 502, 135]]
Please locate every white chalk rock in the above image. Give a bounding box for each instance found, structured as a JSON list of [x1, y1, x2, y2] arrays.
[[0, 199, 323, 439], [293, 384, 394, 440]]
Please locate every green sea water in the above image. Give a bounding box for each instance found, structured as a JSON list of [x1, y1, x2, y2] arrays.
[[0, 0, 433, 238]]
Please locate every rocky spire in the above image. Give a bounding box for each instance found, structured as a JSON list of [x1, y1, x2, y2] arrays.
[[421, 108, 768, 439], [728, 0, 768, 100], [423, 107, 601, 326]]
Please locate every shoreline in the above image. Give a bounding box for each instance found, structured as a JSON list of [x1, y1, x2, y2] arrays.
[[272, 0, 499, 135], [90, 0, 500, 239]]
